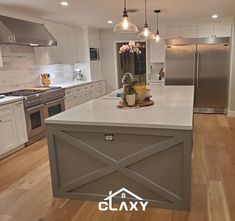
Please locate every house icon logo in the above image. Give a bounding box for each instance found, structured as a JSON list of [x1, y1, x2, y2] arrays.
[[98, 188, 149, 211]]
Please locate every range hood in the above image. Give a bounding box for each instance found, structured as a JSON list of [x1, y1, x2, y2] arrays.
[[0, 15, 57, 47]]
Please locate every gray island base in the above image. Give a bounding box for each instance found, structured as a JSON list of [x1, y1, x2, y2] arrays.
[[45, 85, 194, 211]]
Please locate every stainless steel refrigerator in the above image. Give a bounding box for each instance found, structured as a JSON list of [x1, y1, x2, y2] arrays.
[[165, 38, 230, 114]]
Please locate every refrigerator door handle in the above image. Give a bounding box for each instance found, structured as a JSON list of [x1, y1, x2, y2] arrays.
[[193, 53, 196, 85], [196, 53, 200, 88]]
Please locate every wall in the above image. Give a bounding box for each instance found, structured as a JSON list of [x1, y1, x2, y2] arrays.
[[100, 29, 140, 93], [0, 45, 74, 93], [229, 18, 235, 116]]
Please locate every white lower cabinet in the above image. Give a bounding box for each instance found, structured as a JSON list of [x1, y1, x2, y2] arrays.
[[65, 81, 106, 110], [0, 101, 28, 158], [13, 101, 28, 145]]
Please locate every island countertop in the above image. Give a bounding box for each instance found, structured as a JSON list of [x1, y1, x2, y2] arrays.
[[45, 84, 194, 130]]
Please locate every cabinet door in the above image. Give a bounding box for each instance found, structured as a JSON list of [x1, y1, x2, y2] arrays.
[[68, 27, 84, 63], [65, 96, 77, 110], [0, 114, 18, 155], [165, 27, 181, 39], [181, 26, 197, 38], [150, 42, 165, 63], [44, 21, 69, 64], [197, 24, 214, 38], [13, 101, 28, 145], [214, 24, 232, 37], [89, 32, 97, 48]]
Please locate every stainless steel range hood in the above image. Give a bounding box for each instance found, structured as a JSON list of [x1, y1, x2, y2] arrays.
[[0, 15, 57, 47]]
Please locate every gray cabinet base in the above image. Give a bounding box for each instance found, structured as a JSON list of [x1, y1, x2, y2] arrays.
[[46, 125, 192, 211]]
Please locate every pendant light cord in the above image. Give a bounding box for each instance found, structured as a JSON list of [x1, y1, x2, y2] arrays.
[[157, 12, 159, 31], [144, 0, 147, 25], [123, 0, 128, 16]]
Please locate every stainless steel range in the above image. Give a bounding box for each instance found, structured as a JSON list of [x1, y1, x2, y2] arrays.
[[4, 87, 65, 145]]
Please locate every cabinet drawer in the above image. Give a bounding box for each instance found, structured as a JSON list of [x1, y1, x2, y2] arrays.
[[94, 81, 105, 88], [65, 88, 74, 97], [0, 104, 13, 119], [81, 85, 90, 91], [65, 86, 85, 98]]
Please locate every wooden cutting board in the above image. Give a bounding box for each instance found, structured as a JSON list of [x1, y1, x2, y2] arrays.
[[27, 87, 50, 91]]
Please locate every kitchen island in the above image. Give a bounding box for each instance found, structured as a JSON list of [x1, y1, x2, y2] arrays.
[[45, 84, 194, 211]]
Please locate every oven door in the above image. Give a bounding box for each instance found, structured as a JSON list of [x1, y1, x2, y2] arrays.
[[25, 104, 45, 139], [45, 98, 65, 118]]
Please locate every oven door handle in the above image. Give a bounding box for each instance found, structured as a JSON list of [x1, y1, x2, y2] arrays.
[[26, 104, 45, 112], [46, 98, 65, 106]]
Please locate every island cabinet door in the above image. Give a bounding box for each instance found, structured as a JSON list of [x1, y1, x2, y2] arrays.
[[46, 125, 192, 211]]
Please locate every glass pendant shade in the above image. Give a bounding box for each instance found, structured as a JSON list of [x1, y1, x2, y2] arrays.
[[114, 16, 138, 33], [154, 10, 161, 42], [155, 29, 160, 42], [138, 25, 154, 40], [138, 0, 153, 40], [113, 0, 138, 33]]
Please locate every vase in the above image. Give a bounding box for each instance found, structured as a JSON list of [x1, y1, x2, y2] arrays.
[[41, 78, 50, 87], [126, 94, 136, 106], [121, 52, 133, 73], [134, 83, 147, 103]]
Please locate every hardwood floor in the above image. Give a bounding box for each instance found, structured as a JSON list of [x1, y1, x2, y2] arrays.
[[0, 114, 235, 221]]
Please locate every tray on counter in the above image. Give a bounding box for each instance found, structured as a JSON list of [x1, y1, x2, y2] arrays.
[[117, 99, 154, 109]]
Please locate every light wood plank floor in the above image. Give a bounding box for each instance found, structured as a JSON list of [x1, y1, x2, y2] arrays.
[[0, 114, 235, 221]]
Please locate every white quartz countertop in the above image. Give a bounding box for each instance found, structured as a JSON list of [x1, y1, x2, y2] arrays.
[[51, 79, 104, 89], [45, 84, 194, 130], [0, 96, 23, 106]]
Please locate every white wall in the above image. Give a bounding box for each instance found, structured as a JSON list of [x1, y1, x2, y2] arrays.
[[100, 29, 139, 93]]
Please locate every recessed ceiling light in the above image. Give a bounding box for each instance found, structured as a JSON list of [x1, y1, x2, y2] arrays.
[[60, 1, 68, 6], [212, 14, 218, 19], [107, 20, 113, 24]]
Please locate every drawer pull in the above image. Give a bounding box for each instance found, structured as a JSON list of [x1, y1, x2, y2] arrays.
[[105, 134, 114, 141]]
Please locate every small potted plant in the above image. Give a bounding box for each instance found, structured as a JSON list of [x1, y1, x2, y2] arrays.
[[121, 72, 133, 93], [126, 84, 136, 107]]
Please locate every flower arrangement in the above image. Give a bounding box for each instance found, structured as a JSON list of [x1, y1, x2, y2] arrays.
[[119, 41, 141, 55]]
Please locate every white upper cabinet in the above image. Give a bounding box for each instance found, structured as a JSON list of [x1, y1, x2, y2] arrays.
[[165, 27, 181, 39], [214, 24, 232, 37], [44, 20, 69, 64], [34, 20, 84, 65], [68, 27, 84, 63], [181, 26, 197, 38], [166, 26, 197, 39], [88, 31, 100, 48], [197, 24, 214, 38], [150, 42, 166, 63], [197, 24, 231, 38], [165, 24, 232, 40]]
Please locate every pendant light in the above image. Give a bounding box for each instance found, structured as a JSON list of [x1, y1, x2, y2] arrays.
[[113, 0, 138, 33], [154, 10, 161, 42], [138, 0, 153, 40]]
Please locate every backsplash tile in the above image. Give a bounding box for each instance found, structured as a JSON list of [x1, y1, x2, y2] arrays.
[[0, 45, 74, 93]]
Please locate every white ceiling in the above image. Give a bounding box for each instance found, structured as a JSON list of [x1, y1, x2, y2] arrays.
[[0, 0, 234, 28]]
